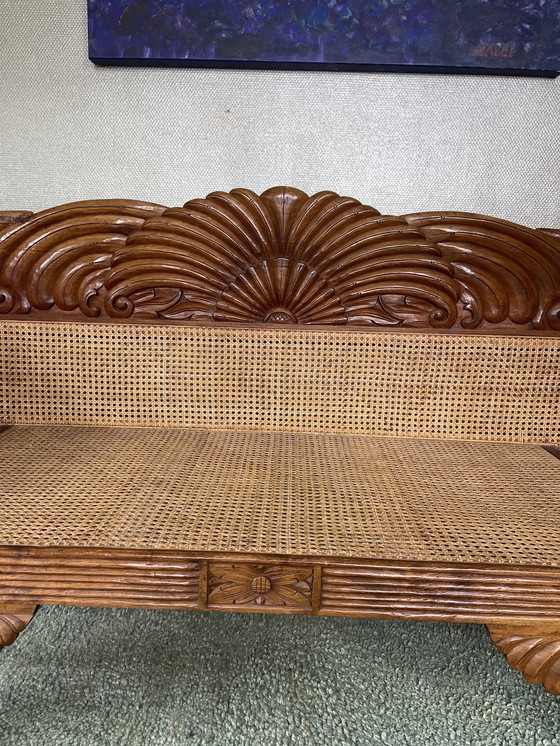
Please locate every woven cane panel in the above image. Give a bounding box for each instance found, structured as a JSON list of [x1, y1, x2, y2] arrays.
[[0, 321, 559, 443], [1, 425, 559, 565]]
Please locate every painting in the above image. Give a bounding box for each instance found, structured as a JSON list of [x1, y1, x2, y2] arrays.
[[88, 1, 560, 76]]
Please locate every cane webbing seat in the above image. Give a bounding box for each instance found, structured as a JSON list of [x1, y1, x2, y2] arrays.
[[1, 424, 559, 566]]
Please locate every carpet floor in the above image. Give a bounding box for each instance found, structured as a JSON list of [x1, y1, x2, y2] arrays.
[[0, 606, 558, 746]]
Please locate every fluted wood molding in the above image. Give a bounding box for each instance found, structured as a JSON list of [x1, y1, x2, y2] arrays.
[[3, 546, 560, 624], [1, 188, 559, 332], [487, 623, 560, 696]]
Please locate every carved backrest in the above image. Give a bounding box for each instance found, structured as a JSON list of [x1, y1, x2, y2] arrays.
[[0, 187, 559, 443]]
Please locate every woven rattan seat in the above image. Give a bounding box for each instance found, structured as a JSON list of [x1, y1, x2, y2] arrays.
[[1, 425, 559, 566]]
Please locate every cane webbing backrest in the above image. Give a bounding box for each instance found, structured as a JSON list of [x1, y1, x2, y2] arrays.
[[0, 321, 559, 444]]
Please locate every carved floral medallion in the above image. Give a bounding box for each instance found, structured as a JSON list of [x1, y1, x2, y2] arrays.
[[207, 562, 313, 609]]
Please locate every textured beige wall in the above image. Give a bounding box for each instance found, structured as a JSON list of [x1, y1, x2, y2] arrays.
[[1, 0, 559, 226]]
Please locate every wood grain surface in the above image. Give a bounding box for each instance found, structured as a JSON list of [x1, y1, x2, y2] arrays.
[[0, 187, 559, 331]]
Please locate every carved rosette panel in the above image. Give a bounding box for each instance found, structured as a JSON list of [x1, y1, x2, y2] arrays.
[[1, 188, 559, 330], [487, 626, 560, 696], [208, 562, 313, 609], [0, 609, 36, 650]]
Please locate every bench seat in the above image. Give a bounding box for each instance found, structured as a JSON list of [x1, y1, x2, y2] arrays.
[[1, 187, 560, 696], [1, 424, 559, 567]]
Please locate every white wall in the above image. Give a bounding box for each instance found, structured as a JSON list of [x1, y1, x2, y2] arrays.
[[1, 0, 559, 226]]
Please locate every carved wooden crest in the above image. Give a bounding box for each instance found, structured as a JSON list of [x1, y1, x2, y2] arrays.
[[1, 187, 559, 331]]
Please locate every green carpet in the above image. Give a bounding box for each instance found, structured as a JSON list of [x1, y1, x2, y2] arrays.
[[0, 606, 558, 745]]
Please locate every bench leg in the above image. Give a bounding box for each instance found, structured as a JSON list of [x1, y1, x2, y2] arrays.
[[0, 605, 37, 652], [487, 623, 560, 696]]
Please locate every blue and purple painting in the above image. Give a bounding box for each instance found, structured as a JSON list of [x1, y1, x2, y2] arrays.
[[88, 1, 560, 75]]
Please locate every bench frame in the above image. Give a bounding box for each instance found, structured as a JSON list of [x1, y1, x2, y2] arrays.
[[1, 186, 559, 696]]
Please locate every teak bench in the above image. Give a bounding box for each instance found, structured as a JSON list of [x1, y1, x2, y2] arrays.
[[1, 187, 559, 696]]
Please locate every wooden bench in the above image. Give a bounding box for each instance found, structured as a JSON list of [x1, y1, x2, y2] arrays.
[[1, 187, 559, 696]]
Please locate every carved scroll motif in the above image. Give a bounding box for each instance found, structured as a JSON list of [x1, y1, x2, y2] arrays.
[[1, 188, 559, 330], [404, 212, 560, 331], [0, 200, 166, 317]]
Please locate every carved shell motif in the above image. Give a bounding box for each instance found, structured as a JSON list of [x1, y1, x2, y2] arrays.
[[104, 187, 461, 327], [1, 187, 559, 330]]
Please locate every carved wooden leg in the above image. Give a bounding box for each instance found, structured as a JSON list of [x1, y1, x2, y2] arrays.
[[0, 605, 37, 652], [487, 623, 560, 696]]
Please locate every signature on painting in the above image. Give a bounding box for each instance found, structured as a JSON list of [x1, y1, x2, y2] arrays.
[[474, 42, 516, 59]]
